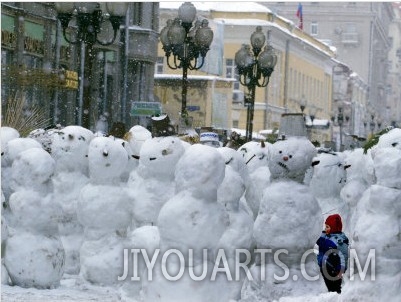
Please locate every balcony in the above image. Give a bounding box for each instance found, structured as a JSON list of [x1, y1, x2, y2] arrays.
[[341, 32, 359, 45]]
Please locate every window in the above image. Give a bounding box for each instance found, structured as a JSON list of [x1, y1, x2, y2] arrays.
[[311, 21, 318, 36], [226, 58, 240, 90], [155, 56, 164, 74]]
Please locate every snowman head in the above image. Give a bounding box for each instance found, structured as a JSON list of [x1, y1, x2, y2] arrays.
[[124, 125, 152, 158], [373, 147, 401, 189], [2, 137, 43, 168], [11, 147, 55, 190], [309, 151, 350, 198], [268, 137, 317, 183], [175, 144, 225, 197], [237, 140, 271, 173], [217, 147, 250, 185], [51, 125, 94, 174], [88, 136, 129, 184], [374, 128, 401, 154], [138, 136, 185, 179]]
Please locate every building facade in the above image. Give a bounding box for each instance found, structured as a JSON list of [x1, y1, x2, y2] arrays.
[[266, 2, 396, 130], [1, 2, 159, 132], [157, 2, 350, 145]]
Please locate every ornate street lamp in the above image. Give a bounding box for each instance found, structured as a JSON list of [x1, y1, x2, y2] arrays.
[[55, 2, 128, 45], [160, 2, 214, 129], [235, 26, 277, 142], [54, 2, 128, 129]]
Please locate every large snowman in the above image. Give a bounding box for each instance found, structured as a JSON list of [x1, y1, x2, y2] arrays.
[[4, 148, 65, 289], [340, 148, 375, 234], [246, 137, 323, 300], [127, 135, 186, 228], [309, 151, 351, 232], [343, 128, 401, 302], [77, 136, 133, 286], [142, 144, 229, 302], [217, 156, 254, 301], [237, 140, 272, 219], [51, 125, 94, 274]]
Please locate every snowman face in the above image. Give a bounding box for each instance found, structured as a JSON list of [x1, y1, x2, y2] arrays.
[[139, 137, 185, 177], [311, 152, 349, 186], [237, 141, 270, 172], [88, 137, 128, 182], [52, 126, 94, 172], [376, 128, 401, 151], [268, 138, 316, 182]]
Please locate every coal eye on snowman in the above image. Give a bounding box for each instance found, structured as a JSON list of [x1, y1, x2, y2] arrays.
[[279, 150, 282, 154], [289, 155, 292, 158]]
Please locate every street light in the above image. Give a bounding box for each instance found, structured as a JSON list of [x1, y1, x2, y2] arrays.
[[54, 2, 128, 129], [369, 114, 376, 136], [160, 2, 214, 128], [235, 26, 277, 142]]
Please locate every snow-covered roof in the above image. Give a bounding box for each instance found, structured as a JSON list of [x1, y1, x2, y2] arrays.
[[154, 74, 235, 82], [213, 18, 270, 27], [159, 2, 271, 13]]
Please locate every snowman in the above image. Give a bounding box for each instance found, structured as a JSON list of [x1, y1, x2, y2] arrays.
[[77, 136, 133, 286], [4, 148, 65, 289], [309, 151, 351, 232], [142, 144, 229, 302], [51, 125, 94, 274], [246, 137, 323, 300], [343, 129, 401, 301], [237, 141, 272, 219], [217, 147, 253, 216], [127, 135, 186, 228], [340, 148, 375, 234]]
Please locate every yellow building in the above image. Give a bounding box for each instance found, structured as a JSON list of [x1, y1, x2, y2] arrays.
[[156, 2, 337, 143]]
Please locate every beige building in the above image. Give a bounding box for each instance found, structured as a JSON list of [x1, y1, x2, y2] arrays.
[[266, 2, 395, 130], [156, 2, 340, 144]]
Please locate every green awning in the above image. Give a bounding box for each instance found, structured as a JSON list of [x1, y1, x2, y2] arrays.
[[1, 14, 15, 31], [24, 21, 43, 40]]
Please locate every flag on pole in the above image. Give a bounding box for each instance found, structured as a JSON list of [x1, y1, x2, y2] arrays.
[[296, 3, 303, 30]]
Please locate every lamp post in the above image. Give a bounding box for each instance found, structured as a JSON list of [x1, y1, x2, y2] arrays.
[[54, 2, 128, 129], [337, 107, 344, 151], [160, 2, 214, 129], [235, 27, 277, 142], [369, 114, 376, 136]]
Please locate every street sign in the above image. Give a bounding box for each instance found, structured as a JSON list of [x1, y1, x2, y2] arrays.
[[130, 101, 162, 117]]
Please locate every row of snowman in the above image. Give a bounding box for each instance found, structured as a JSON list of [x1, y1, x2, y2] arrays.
[[1, 125, 401, 301]]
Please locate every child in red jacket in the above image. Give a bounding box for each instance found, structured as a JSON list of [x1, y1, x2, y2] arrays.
[[316, 214, 349, 294]]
